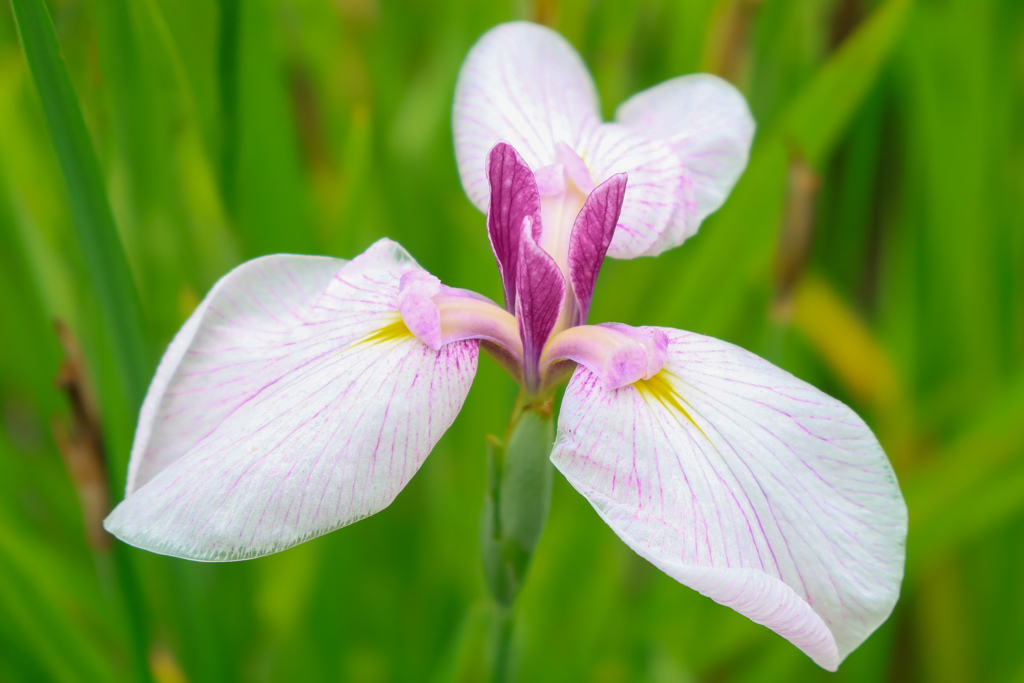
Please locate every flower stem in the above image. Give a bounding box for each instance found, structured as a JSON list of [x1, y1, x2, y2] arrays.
[[481, 394, 555, 680], [489, 601, 514, 683]]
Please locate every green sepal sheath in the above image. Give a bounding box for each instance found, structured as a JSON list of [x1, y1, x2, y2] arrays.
[[481, 396, 555, 606]]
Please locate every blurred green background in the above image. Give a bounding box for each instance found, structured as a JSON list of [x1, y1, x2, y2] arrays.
[[1, 0, 1022, 680]]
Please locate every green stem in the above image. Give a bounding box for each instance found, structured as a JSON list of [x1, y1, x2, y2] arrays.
[[9, 0, 150, 422], [481, 394, 556, 681], [490, 602, 514, 683], [481, 396, 554, 605]]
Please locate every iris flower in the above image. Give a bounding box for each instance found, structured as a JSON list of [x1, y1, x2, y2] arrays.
[[106, 22, 907, 670]]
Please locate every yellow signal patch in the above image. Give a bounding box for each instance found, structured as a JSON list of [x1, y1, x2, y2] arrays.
[[635, 371, 706, 438]]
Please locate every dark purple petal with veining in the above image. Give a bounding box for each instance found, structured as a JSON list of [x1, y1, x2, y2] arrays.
[[515, 216, 565, 392], [486, 142, 542, 312], [568, 173, 627, 324]]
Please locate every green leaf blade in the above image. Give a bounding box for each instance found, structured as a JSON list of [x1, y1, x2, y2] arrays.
[[9, 0, 150, 420]]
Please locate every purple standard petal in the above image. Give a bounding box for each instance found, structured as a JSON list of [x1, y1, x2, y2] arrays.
[[486, 143, 542, 312], [105, 239, 479, 561], [551, 328, 907, 670], [567, 173, 627, 324], [515, 217, 565, 392]]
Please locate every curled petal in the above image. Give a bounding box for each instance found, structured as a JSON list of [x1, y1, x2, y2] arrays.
[[551, 328, 907, 670], [105, 239, 478, 560], [454, 24, 753, 261], [615, 74, 755, 253], [541, 323, 666, 390], [453, 22, 600, 211], [433, 288, 523, 359], [601, 323, 668, 380], [399, 271, 443, 350]]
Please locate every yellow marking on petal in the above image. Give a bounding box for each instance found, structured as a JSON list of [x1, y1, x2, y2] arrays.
[[354, 316, 413, 347], [636, 371, 708, 440]]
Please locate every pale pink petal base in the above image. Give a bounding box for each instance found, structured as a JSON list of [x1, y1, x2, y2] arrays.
[[106, 240, 479, 561], [551, 328, 907, 670]]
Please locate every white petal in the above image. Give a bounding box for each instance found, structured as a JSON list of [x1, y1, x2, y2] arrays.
[[578, 123, 686, 259], [106, 240, 478, 561], [453, 22, 600, 212], [127, 253, 345, 494], [615, 75, 755, 253], [551, 328, 906, 670]]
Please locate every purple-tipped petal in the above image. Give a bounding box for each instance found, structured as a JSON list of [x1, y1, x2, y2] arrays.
[[515, 217, 565, 392], [454, 22, 600, 211], [486, 143, 542, 311], [105, 239, 479, 561], [552, 328, 907, 670], [567, 173, 627, 324], [615, 74, 755, 253]]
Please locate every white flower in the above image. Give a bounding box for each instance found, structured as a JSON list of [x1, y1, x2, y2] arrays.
[[106, 22, 906, 672]]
